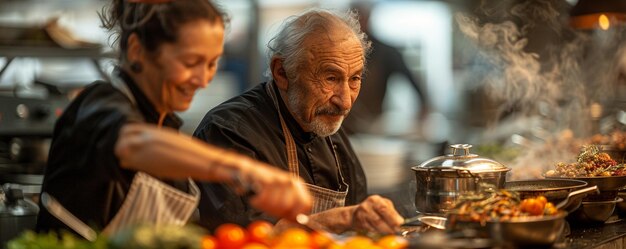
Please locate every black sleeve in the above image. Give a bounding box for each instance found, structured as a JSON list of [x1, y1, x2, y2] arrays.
[[193, 115, 277, 231], [37, 84, 140, 233]]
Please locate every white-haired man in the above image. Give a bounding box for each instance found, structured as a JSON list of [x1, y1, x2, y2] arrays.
[[193, 9, 404, 234]]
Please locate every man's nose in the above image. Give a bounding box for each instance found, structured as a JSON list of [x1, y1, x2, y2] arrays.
[[331, 81, 352, 111]]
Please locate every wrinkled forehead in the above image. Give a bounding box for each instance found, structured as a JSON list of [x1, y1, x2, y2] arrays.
[[302, 27, 364, 67]]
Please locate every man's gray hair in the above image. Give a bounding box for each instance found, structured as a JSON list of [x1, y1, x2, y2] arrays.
[[265, 9, 372, 82]]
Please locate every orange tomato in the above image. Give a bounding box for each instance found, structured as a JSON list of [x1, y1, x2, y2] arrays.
[[201, 235, 218, 249], [247, 220, 273, 244], [544, 202, 557, 215], [376, 235, 408, 249], [344, 236, 374, 249], [215, 223, 248, 249], [241, 242, 270, 249], [272, 228, 311, 248], [520, 198, 545, 215], [326, 243, 345, 249], [310, 231, 334, 248], [536, 196, 548, 206]]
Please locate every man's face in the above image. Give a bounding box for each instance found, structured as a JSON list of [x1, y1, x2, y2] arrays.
[[284, 29, 364, 137]]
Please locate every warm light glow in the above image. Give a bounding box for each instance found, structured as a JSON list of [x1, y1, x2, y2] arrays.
[[599, 14, 610, 30]]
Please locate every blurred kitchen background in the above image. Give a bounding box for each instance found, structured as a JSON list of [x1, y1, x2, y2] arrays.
[[0, 0, 625, 219]]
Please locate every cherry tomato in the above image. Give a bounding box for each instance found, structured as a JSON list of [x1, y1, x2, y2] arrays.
[[536, 196, 548, 206], [544, 202, 557, 215], [272, 228, 311, 248], [344, 236, 374, 249], [215, 223, 248, 249], [247, 220, 273, 244], [521, 198, 544, 215], [201, 235, 218, 249], [241, 242, 270, 249], [310, 231, 334, 248], [376, 235, 408, 249]]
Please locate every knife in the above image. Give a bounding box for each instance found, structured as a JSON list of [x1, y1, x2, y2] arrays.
[[41, 192, 97, 241]]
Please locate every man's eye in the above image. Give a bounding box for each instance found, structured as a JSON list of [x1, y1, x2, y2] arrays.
[[351, 76, 361, 81], [349, 81, 361, 89], [326, 76, 337, 82]]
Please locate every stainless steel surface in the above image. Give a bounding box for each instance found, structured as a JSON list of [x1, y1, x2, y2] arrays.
[[418, 216, 447, 230], [505, 178, 588, 199], [505, 179, 591, 212], [449, 212, 568, 247], [412, 144, 510, 215], [545, 175, 626, 191], [0, 185, 39, 247], [556, 186, 599, 210], [40, 192, 96, 242], [569, 197, 623, 223], [412, 144, 509, 173]]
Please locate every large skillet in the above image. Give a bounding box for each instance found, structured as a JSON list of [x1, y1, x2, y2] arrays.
[[505, 179, 588, 212]]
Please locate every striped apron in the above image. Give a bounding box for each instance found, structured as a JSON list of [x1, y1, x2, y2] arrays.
[[102, 172, 200, 235], [266, 82, 349, 214]]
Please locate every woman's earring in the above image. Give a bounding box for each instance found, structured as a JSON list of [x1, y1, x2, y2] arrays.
[[130, 61, 143, 73]]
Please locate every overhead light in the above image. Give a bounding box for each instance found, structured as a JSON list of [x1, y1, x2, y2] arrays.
[[569, 0, 626, 30]]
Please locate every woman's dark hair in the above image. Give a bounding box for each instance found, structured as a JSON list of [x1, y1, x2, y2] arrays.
[[99, 0, 227, 62]]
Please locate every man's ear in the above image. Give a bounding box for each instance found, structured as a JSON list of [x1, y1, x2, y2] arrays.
[[270, 57, 289, 90]]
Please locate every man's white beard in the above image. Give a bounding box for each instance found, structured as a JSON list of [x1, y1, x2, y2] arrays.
[[309, 116, 343, 137], [286, 83, 345, 137]]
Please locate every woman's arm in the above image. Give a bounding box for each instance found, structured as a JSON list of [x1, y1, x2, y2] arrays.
[[114, 123, 312, 221]]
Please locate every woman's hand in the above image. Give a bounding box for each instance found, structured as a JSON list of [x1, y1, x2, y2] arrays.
[[238, 160, 312, 222]]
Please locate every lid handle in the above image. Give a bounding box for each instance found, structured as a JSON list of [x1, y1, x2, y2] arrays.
[[450, 144, 473, 156]]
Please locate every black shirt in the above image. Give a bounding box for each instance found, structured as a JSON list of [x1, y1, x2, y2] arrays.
[[193, 82, 367, 230], [36, 69, 185, 233]]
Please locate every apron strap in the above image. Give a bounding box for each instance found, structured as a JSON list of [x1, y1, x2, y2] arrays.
[[265, 82, 300, 177]]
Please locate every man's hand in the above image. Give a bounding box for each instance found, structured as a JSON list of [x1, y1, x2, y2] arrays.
[[351, 195, 403, 234]]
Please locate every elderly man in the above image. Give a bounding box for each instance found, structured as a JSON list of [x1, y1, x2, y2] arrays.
[[193, 9, 404, 234]]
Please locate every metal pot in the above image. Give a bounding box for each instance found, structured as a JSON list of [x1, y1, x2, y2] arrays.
[[411, 144, 510, 215], [0, 185, 39, 246]]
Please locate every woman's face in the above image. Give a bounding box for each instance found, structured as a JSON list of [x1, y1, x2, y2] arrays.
[[138, 19, 225, 112]]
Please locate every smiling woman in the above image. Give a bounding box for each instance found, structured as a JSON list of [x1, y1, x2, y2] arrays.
[[35, 0, 311, 236]]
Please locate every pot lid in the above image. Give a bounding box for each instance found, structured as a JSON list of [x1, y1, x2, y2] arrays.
[[413, 144, 509, 173]]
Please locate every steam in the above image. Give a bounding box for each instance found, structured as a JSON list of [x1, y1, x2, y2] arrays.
[[457, 1, 625, 133], [456, 1, 626, 179]]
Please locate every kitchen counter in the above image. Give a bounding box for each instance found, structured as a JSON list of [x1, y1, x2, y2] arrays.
[[376, 177, 626, 248], [559, 218, 626, 249], [405, 219, 626, 249]]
